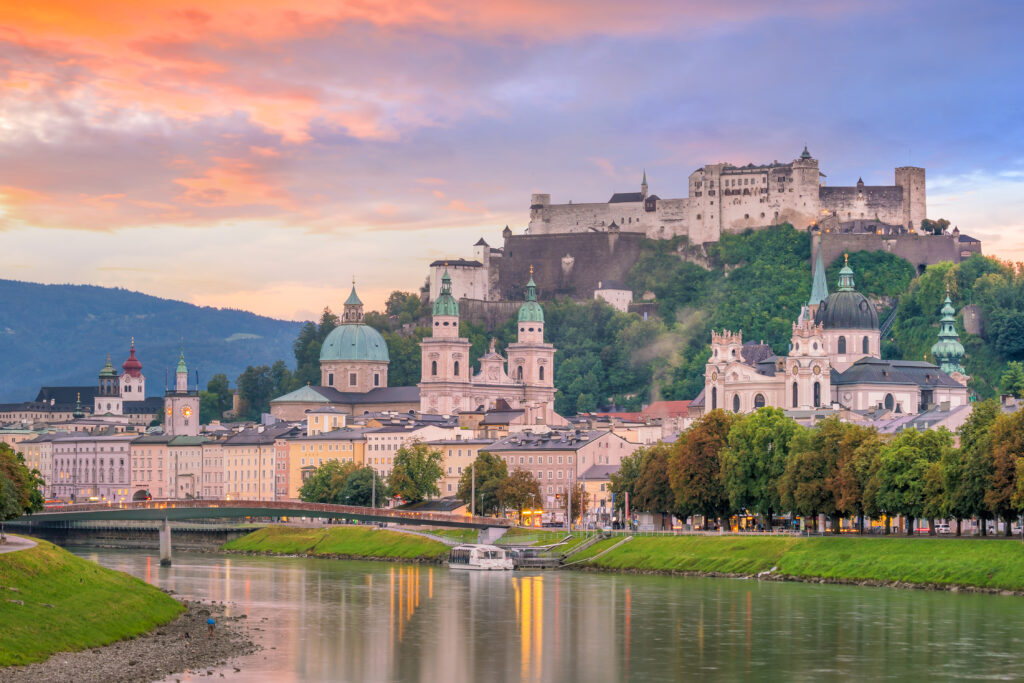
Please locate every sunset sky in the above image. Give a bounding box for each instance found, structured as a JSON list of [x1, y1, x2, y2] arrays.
[[1, 1, 1022, 321]]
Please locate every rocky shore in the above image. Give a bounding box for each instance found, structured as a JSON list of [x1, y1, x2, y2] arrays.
[[2, 599, 259, 683]]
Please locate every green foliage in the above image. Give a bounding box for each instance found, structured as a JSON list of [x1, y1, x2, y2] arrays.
[[609, 450, 644, 512], [632, 443, 675, 518], [1000, 362, 1024, 398], [235, 361, 294, 420], [669, 410, 737, 521], [339, 467, 388, 507], [298, 460, 361, 504], [0, 443, 44, 521], [721, 407, 799, 523], [824, 250, 915, 298], [223, 525, 449, 560], [870, 428, 954, 528], [387, 442, 444, 503], [456, 451, 508, 515], [499, 469, 542, 511]]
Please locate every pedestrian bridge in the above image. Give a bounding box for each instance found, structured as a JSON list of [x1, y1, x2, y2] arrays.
[[18, 500, 511, 566]]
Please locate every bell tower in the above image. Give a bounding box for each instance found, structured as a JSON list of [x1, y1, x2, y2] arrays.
[[506, 268, 556, 423], [419, 267, 472, 414], [165, 349, 200, 436]]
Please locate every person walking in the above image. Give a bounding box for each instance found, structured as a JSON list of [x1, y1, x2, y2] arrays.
[[207, 617, 215, 638]]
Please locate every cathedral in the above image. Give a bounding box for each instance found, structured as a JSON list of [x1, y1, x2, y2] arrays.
[[702, 247, 969, 417], [419, 268, 564, 425]]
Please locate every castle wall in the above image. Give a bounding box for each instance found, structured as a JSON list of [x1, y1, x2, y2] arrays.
[[819, 233, 975, 272], [819, 186, 905, 225], [455, 299, 522, 328], [428, 263, 488, 301]]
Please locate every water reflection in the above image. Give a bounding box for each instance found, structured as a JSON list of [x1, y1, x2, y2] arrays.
[[74, 549, 1024, 683]]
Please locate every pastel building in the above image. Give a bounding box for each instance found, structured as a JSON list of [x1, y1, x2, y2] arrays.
[[50, 431, 135, 503]]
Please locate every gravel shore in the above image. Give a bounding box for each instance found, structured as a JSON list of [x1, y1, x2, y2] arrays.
[[1, 599, 259, 683]]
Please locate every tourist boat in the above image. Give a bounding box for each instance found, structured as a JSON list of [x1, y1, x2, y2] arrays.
[[448, 544, 514, 571]]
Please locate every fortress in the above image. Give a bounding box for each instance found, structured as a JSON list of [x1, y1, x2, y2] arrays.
[[528, 147, 925, 242]]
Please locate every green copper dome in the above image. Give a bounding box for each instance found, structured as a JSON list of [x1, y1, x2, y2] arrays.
[[176, 351, 188, 374], [432, 269, 459, 317], [931, 294, 966, 375], [99, 354, 118, 378], [320, 324, 390, 362], [345, 285, 362, 306], [518, 271, 545, 323]]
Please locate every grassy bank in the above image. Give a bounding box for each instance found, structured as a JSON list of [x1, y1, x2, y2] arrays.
[[222, 526, 450, 561], [0, 539, 184, 666], [580, 535, 1024, 591]]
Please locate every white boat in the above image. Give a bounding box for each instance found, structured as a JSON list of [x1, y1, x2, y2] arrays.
[[448, 544, 514, 571]]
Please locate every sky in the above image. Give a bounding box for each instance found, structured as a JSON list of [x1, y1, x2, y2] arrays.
[[1, 1, 1022, 321]]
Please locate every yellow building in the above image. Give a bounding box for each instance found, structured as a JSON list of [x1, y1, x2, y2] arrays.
[[426, 438, 495, 498], [578, 464, 619, 527], [223, 424, 300, 501], [284, 428, 370, 500]]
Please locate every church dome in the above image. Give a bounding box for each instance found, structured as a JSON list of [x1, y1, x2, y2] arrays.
[[432, 268, 459, 317], [517, 270, 545, 323], [320, 324, 390, 363], [813, 257, 878, 330], [122, 339, 143, 377]]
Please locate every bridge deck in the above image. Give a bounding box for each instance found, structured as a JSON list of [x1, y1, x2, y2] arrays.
[[22, 500, 511, 529]]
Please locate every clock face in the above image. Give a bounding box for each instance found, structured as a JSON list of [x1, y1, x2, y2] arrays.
[[182, 405, 193, 418], [166, 405, 173, 416]]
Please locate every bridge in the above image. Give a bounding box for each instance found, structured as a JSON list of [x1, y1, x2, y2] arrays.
[[17, 499, 511, 566]]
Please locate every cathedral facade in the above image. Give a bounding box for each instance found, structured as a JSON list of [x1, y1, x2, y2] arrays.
[[419, 269, 563, 425], [703, 248, 969, 417]]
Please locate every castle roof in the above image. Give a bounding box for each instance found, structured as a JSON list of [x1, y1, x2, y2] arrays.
[[609, 192, 644, 204], [474, 237, 489, 247], [429, 258, 482, 268]]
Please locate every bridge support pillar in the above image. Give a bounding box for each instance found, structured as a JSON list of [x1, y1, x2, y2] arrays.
[[478, 527, 507, 545], [159, 519, 172, 567]]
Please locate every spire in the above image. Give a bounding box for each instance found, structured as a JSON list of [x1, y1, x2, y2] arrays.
[[432, 264, 459, 317], [808, 241, 829, 307], [99, 354, 117, 378], [518, 267, 544, 323], [176, 349, 187, 374], [931, 291, 966, 375], [73, 392, 84, 419], [837, 253, 856, 292], [343, 278, 364, 323], [800, 145, 811, 160]]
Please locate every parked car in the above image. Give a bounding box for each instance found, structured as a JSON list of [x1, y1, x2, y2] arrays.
[[936, 523, 951, 534]]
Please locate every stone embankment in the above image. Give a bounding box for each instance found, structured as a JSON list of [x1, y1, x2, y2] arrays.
[[2, 600, 258, 683]]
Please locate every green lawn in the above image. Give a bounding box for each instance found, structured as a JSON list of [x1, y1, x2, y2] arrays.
[[578, 534, 1024, 591], [222, 525, 450, 561], [564, 537, 622, 562], [427, 528, 479, 544], [0, 539, 184, 666]]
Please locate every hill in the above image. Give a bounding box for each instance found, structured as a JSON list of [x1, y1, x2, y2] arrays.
[[0, 279, 301, 402]]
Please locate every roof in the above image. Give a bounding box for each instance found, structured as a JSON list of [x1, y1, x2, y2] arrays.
[[271, 385, 420, 406], [480, 410, 525, 426], [740, 341, 775, 367], [832, 358, 964, 389], [957, 234, 981, 243], [578, 464, 620, 481], [608, 192, 644, 204], [293, 427, 372, 442], [34, 387, 97, 405], [320, 323, 389, 363], [640, 401, 692, 419], [474, 237, 489, 247], [168, 436, 208, 446], [345, 285, 363, 306], [429, 258, 483, 268], [224, 424, 299, 445], [488, 430, 610, 452]]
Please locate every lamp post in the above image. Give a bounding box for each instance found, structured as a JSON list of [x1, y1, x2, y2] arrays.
[[371, 468, 376, 509]]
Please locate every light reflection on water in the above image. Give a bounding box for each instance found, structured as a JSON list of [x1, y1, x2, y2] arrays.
[[73, 548, 1024, 683]]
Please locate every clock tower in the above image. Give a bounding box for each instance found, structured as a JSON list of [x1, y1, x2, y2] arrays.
[[165, 350, 200, 436]]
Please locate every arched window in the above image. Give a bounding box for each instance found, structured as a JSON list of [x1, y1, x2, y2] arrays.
[[732, 394, 740, 413], [327, 372, 334, 386], [539, 366, 544, 381], [711, 387, 718, 410], [792, 382, 798, 408], [517, 366, 523, 380], [754, 394, 766, 409], [431, 360, 437, 376], [454, 361, 460, 376], [884, 393, 894, 411], [813, 381, 821, 408], [838, 336, 847, 354], [862, 336, 869, 354]]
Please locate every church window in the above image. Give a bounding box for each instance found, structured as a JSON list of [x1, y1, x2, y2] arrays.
[[862, 337, 869, 354], [328, 373, 334, 386], [443, 321, 449, 326], [813, 382, 821, 408], [732, 395, 740, 413], [744, 214, 749, 219], [435, 322, 439, 326], [374, 373, 380, 387], [517, 366, 523, 380], [539, 366, 545, 381], [454, 361, 460, 376], [838, 336, 847, 354], [520, 327, 524, 332], [349, 373, 357, 386], [792, 382, 799, 408], [711, 387, 717, 410], [754, 394, 766, 409], [696, 214, 702, 220], [812, 342, 818, 351], [431, 361, 437, 376], [884, 393, 895, 411]]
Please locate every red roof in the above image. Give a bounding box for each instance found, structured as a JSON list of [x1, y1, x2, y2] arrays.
[[640, 401, 691, 419], [122, 340, 143, 378], [593, 412, 643, 421]]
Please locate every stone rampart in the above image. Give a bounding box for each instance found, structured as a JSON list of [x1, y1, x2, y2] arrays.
[[819, 233, 980, 271]]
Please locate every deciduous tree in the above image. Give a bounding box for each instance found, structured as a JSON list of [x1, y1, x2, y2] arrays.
[[457, 452, 508, 516], [985, 411, 1024, 535], [669, 410, 737, 528], [298, 460, 360, 504], [387, 442, 444, 504], [721, 408, 798, 528], [500, 469, 542, 513]]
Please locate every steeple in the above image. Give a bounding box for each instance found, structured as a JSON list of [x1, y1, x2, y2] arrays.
[[432, 266, 459, 318], [518, 266, 545, 324], [73, 392, 84, 419], [800, 145, 812, 160], [808, 241, 829, 307], [837, 253, 856, 292], [931, 292, 966, 375], [641, 170, 648, 199], [175, 349, 188, 392], [343, 278, 365, 323]]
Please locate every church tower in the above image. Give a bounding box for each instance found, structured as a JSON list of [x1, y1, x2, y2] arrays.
[[165, 350, 200, 436], [506, 268, 557, 424], [931, 293, 968, 384], [119, 338, 146, 402], [94, 355, 123, 416], [418, 268, 472, 414]]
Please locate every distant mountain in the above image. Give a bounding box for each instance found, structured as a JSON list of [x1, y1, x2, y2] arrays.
[[0, 279, 302, 402]]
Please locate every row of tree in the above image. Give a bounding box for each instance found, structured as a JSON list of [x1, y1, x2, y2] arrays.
[[611, 401, 1024, 536], [0, 443, 44, 530]]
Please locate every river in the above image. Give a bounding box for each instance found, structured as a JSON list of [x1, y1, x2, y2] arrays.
[[73, 548, 1024, 682]]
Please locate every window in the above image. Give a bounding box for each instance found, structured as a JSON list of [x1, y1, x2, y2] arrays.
[[884, 393, 895, 411], [539, 366, 544, 381], [454, 361, 460, 377], [732, 394, 740, 413], [327, 373, 334, 386], [838, 336, 847, 354], [862, 336, 869, 354], [517, 366, 523, 380], [792, 382, 799, 408], [813, 381, 821, 408], [431, 360, 437, 376], [754, 394, 766, 409], [349, 373, 357, 386], [711, 387, 717, 410], [374, 373, 380, 387]]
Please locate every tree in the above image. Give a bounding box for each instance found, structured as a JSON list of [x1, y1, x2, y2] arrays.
[[236, 364, 276, 420], [831, 423, 883, 531], [387, 442, 444, 504], [456, 452, 508, 515], [609, 450, 644, 515], [721, 408, 799, 528], [985, 411, 1024, 535], [0, 444, 44, 535], [298, 460, 360, 504], [339, 467, 387, 507], [872, 429, 953, 534], [778, 435, 835, 531], [956, 399, 1000, 535], [1000, 362, 1024, 399], [669, 410, 737, 528], [569, 481, 588, 525], [633, 443, 675, 528], [499, 469, 542, 513], [207, 373, 232, 414]]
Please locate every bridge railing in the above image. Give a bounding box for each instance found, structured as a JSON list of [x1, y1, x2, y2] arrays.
[[30, 499, 512, 528]]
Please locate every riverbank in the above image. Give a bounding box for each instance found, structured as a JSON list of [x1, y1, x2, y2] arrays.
[[222, 525, 450, 562], [574, 535, 1024, 594]]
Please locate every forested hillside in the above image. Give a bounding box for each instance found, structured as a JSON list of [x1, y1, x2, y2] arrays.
[[233, 225, 1021, 417], [0, 280, 300, 402]]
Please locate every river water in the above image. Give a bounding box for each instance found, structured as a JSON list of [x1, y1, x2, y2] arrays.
[[74, 548, 1024, 682]]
